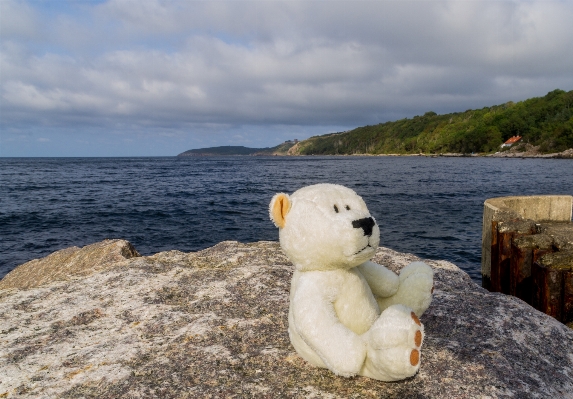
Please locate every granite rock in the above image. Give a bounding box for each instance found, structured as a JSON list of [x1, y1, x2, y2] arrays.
[[0, 239, 140, 291], [1, 240, 572, 398]]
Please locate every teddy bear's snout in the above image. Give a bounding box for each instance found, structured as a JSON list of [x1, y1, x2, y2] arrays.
[[352, 217, 375, 237]]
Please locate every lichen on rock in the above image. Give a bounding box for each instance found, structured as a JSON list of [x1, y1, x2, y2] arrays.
[[1, 240, 572, 398]]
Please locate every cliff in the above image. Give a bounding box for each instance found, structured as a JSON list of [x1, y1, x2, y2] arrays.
[[1, 240, 572, 398]]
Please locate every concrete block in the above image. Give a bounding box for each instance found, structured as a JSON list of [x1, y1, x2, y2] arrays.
[[482, 195, 572, 284]]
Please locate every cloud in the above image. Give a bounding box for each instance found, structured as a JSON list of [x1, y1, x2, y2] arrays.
[[1, 0, 573, 156], [0, 0, 38, 39]]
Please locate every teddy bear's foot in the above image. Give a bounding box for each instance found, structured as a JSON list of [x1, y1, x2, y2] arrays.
[[361, 304, 424, 381], [376, 261, 434, 316]]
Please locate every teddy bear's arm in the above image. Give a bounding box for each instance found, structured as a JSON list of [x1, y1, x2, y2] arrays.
[[375, 261, 434, 316], [357, 261, 400, 298], [291, 275, 367, 377]]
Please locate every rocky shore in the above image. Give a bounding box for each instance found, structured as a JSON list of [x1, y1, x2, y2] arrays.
[[1, 240, 573, 398], [487, 145, 573, 159], [285, 147, 573, 158]]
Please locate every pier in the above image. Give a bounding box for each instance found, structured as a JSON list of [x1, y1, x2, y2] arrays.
[[482, 195, 573, 326]]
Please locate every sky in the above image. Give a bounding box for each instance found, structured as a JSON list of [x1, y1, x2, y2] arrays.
[[1, 0, 573, 157]]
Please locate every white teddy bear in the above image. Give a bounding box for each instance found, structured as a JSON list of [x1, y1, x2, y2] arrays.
[[269, 183, 434, 381]]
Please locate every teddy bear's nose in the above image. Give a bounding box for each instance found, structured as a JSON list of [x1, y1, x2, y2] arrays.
[[352, 217, 375, 237]]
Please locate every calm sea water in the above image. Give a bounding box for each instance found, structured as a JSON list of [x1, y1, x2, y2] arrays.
[[1, 156, 572, 283]]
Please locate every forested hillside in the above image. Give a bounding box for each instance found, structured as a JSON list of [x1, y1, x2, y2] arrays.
[[177, 141, 296, 156], [294, 89, 573, 155]]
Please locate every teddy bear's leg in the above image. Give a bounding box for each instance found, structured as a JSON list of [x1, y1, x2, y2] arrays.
[[376, 261, 434, 316], [360, 304, 424, 381]]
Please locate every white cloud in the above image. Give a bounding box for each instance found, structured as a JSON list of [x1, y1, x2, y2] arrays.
[[0, 0, 38, 39], [1, 0, 573, 156]]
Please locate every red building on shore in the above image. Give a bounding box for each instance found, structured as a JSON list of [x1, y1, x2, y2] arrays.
[[500, 136, 522, 148]]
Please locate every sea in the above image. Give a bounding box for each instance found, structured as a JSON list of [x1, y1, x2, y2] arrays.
[[1, 156, 572, 283]]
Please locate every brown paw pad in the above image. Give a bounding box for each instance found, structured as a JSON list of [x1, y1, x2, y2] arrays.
[[411, 312, 421, 326], [410, 349, 420, 366], [414, 330, 422, 347]]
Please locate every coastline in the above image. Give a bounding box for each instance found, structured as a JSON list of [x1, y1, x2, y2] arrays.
[[485, 147, 573, 159], [338, 147, 573, 158], [180, 147, 573, 158]]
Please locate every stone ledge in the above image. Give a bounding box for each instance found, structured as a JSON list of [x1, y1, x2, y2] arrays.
[[1, 240, 572, 398], [0, 239, 140, 291]]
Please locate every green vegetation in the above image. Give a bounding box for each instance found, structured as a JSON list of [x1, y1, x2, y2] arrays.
[[178, 146, 261, 156], [261, 141, 298, 155], [295, 89, 573, 155], [177, 141, 296, 156]]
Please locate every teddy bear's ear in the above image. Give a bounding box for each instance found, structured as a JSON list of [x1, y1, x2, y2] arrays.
[[269, 193, 291, 228]]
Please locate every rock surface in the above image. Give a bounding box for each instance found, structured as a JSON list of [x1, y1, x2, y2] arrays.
[[488, 144, 573, 159], [1, 240, 572, 398], [0, 239, 140, 291]]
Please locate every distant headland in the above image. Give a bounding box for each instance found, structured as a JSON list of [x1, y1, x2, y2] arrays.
[[178, 89, 573, 158], [177, 140, 298, 157]]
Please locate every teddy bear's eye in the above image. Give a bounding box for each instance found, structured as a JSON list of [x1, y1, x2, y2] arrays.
[[345, 205, 350, 211], [333, 205, 339, 213]]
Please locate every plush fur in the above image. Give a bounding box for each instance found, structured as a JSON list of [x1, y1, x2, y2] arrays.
[[269, 183, 434, 381]]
